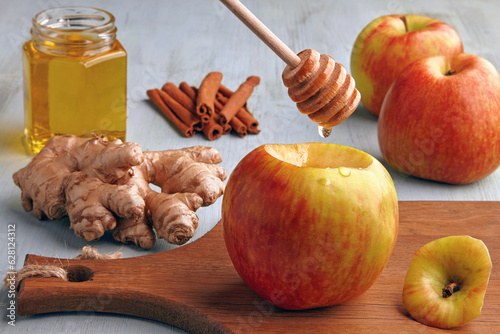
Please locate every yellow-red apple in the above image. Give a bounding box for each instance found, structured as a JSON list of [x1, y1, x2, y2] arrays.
[[222, 143, 399, 310], [378, 53, 500, 184], [403, 236, 492, 329], [351, 14, 463, 116]]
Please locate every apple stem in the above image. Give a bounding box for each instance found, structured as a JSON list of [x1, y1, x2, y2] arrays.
[[442, 282, 460, 298], [445, 70, 457, 76], [400, 16, 409, 32]]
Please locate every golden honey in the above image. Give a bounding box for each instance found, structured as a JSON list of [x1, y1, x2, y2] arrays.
[[23, 7, 127, 153]]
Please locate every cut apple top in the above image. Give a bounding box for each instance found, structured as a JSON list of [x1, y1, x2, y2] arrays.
[[264, 143, 373, 169], [403, 235, 492, 329]]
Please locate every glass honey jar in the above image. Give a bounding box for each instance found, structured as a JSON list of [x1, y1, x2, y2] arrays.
[[23, 7, 127, 153]]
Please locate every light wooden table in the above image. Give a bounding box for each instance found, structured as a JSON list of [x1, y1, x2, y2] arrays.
[[1, 0, 499, 333]]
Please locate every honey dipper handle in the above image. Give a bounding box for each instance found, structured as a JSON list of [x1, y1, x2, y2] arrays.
[[220, 0, 301, 67]]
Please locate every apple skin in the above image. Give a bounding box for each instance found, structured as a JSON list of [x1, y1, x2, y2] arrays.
[[351, 14, 463, 116], [378, 53, 500, 184], [403, 236, 492, 329], [222, 143, 399, 310]]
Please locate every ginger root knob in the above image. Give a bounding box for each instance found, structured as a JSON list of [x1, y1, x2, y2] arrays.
[[13, 135, 226, 249]]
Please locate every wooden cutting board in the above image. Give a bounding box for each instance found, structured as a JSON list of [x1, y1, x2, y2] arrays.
[[17, 201, 500, 333]]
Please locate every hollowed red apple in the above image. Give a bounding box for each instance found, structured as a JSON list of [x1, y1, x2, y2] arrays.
[[222, 143, 399, 310]]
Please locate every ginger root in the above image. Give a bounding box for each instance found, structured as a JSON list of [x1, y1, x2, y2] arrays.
[[13, 135, 226, 249]]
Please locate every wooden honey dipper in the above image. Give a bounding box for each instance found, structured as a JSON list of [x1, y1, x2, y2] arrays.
[[220, 0, 361, 138]]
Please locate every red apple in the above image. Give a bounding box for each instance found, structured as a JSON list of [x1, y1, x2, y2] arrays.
[[378, 53, 500, 184], [351, 14, 463, 116], [222, 143, 399, 310], [403, 236, 492, 329]]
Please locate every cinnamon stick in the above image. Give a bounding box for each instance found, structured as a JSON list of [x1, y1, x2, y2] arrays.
[[237, 105, 260, 134], [179, 83, 224, 141], [229, 116, 247, 137], [214, 99, 233, 135], [179, 82, 196, 100], [215, 95, 247, 137], [217, 93, 258, 135], [218, 84, 233, 99], [162, 82, 195, 112], [196, 72, 223, 118], [157, 89, 203, 132], [202, 118, 224, 141], [146, 89, 194, 138], [148, 73, 260, 140], [162, 82, 209, 125], [219, 76, 260, 125]]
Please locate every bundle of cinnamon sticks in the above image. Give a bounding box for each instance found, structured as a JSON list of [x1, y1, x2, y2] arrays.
[[147, 72, 260, 140]]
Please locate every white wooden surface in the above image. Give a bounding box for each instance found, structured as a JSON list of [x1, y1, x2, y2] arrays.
[[0, 0, 499, 333]]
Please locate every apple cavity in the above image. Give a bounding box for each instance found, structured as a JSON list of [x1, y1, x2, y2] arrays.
[[222, 143, 399, 310], [403, 236, 492, 329]]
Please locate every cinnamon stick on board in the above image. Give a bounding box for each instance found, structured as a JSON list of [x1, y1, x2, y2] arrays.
[[146, 89, 195, 138], [196, 72, 223, 119], [219, 76, 260, 125]]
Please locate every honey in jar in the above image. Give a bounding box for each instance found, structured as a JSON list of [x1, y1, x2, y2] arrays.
[[23, 7, 127, 153]]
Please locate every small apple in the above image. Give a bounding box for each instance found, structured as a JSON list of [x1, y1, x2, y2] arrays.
[[403, 236, 492, 329], [222, 143, 399, 310], [351, 14, 463, 116], [378, 53, 500, 184]]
